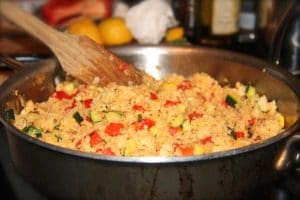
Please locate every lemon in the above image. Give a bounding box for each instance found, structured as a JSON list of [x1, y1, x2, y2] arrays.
[[165, 27, 184, 42], [98, 17, 133, 46], [67, 18, 103, 44]]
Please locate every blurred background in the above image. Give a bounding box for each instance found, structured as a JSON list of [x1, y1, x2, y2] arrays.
[[0, 0, 293, 57]]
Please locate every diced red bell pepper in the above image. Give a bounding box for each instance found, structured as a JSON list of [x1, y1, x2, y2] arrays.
[[133, 118, 155, 130], [168, 127, 181, 136], [89, 130, 102, 147], [188, 111, 203, 121], [102, 148, 115, 156], [83, 99, 93, 108], [179, 146, 194, 156], [200, 136, 212, 145], [177, 80, 192, 91], [236, 131, 245, 138], [132, 104, 146, 112], [105, 123, 124, 136], [164, 100, 180, 107], [42, 0, 112, 26], [150, 92, 158, 100], [52, 91, 73, 100], [52, 90, 79, 100]]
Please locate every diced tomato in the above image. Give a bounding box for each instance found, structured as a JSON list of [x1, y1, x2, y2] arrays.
[[164, 100, 180, 107], [133, 118, 155, 130], [105, 123, 124, 136], [102, 148, 115, 156], [200, 136, 212, 145], [150, 92, 158, 100], [89, 130, 102, 147], [132, 104, 146, 112], [65, 99, 77, 111], [168, 127, 181, 136], [118, 63, 128, 73], [83, 99, 93, 108], [188, 111, 203, 121], [177, 80, 192, 91], [248, 118, 256, 126], [180, 146, 194, 156], [236, 131, 245, 138]]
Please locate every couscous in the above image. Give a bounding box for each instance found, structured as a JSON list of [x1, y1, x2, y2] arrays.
[[13, 73, 284, 156]]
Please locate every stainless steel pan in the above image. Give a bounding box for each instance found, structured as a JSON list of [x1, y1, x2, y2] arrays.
[[0, 46, 299, 199]]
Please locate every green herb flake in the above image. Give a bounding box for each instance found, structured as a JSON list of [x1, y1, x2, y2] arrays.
[[54, 134, 62, 142], [137, 114, 143, 122], [227, 127, 237, 140], [102, 110, 123, 116], [54, 124, 60, 130]]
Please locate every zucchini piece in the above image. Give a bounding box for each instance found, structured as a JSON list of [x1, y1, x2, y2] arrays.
[[170, 114, 185, 127], [105, 111, 121, 122], [225, 95, 238, 108], [90, 111, 101, 123], [62, 83, 75, 95], [160, 82, 177, 91], [73, 111, 83, 124], [193, 144, 204, 155], [181, 119, 191, 132], [245, 85, 256, 98], [279, 114, 285, 128], [23, 125, 42, 138], [149, 126, 162, 137], [5, 109, 15, 120]]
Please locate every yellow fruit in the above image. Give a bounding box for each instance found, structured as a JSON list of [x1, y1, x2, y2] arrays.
[[165, 27, 184, 42], [98, 17, 133, 46], [67, 18, 103, 44]]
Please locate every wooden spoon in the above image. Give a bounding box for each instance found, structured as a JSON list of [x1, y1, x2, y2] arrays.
[[0, 1, 143, 85]]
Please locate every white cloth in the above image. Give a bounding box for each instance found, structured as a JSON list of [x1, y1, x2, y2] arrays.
[[125, 0, 177, 44]]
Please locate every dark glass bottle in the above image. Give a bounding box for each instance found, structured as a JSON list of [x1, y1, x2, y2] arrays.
[[236, 0, 258, 55], [171, 0, 197, 43], [270, 0, 300, 77], [195, 0, 241, 49]]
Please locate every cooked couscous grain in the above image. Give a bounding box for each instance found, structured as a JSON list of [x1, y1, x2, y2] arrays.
[[13, 73, 284, 156]]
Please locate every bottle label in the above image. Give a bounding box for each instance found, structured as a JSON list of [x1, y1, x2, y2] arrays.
[[212, 0, 240, 35], [239, 12, 256, 30]]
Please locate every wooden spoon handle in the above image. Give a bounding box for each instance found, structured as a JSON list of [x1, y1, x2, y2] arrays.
[[0, 1, 66, 50]]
